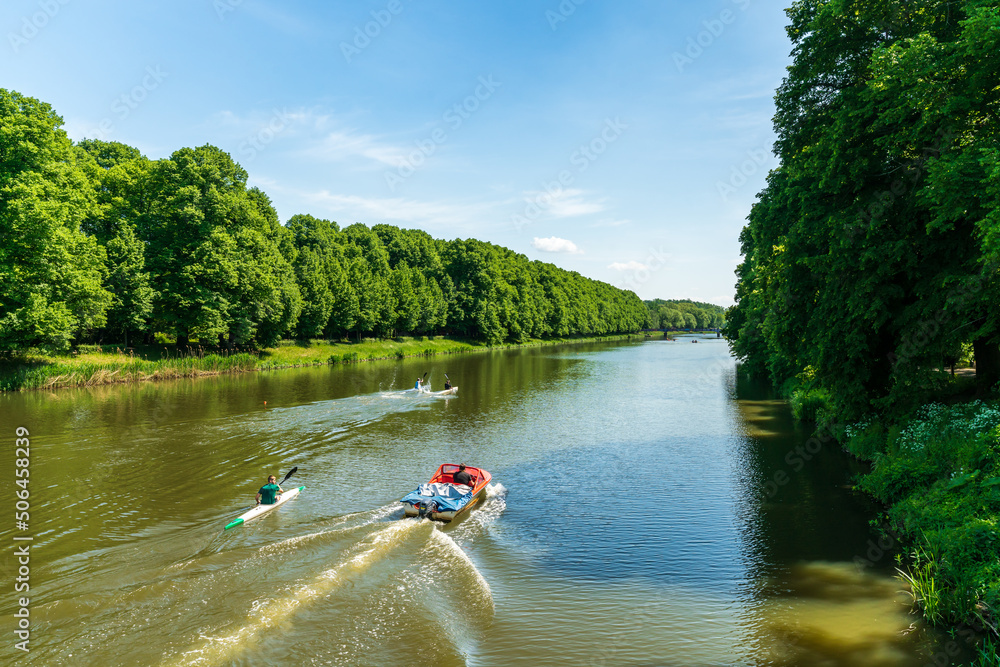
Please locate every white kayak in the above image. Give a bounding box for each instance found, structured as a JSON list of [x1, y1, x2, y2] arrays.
[[224, 486, 304, 530], [432, 386, 458, 396]]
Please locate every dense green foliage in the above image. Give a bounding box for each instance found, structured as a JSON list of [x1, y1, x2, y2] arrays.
[[0, 90, 111, 352], [727, 0, 1000, 419], [0, 90, 648, 352], [726, 0, 1000, 633], [844, 402, 1000, 631], [644, 299, 725, 330]]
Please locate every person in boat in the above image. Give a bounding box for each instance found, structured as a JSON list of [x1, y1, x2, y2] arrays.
[[255, 475, 284, 506], [453, 463, 473, 487], [415, 377, 425, 392], [443, 374, 452, 390]]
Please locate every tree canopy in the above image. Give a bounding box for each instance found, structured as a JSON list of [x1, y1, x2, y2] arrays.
[[0, 89, 653, 351], [726, 0, 1000, 419], [645, 299, 725, 330]]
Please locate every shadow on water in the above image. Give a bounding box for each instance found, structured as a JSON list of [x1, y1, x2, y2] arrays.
[[731, 369, 978, 666]]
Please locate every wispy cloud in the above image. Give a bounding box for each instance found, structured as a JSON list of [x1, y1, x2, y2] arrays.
[[591, 218, 630, 228], [295, 189, 506, 230], [306, 130, 410, 166], [608, 260, 648, 272], [522, 187, 606, 219], [532, 237, 582, 254], [209, 108, 412, 167]]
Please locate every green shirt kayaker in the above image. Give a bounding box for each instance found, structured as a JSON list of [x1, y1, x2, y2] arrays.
[[256, 475, 283, 505]]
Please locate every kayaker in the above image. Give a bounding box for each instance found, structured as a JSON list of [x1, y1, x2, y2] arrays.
[[415, 377, 424, 391], [255, 475, 284, 506], [444, 374, 452, 390], [453, 464, 473, 486]]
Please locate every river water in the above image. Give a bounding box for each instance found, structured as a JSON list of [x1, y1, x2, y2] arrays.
[[0, 338, 973, 665]]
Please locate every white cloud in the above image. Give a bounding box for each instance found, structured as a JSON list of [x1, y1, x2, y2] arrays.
[[532, 237, 582, 254], [591, 218, 630, 228], [522, 187, 606, 219], [608, 260, 648, 272]]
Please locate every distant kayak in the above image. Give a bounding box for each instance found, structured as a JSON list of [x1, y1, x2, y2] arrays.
[[224, 486, 304, 530], [415, 386, 458, 396]]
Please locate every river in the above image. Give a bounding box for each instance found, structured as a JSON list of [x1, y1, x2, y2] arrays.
[[0, 338, 973, 665]]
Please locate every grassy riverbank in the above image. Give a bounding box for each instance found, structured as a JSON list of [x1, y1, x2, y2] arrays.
[[0, 334, 641, 392], [837, 399, 1000, 656]]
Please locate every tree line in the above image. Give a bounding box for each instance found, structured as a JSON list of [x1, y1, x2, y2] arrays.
[[0, 89, 650, 352], [644, 299, 725, 330], [726, 0, 1000, 419]]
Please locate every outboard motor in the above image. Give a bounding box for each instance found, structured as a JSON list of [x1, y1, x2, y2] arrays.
[[417, 500, 438, 518]]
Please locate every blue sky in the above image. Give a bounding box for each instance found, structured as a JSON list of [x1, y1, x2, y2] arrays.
[[2, 0, 791, 305]]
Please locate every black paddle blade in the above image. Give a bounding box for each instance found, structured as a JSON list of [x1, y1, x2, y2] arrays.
[[280, 466, 298, 484]]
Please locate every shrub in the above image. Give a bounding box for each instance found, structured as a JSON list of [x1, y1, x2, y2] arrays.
[[849, 400, 1000, 628], [790, 387, 832, 422]]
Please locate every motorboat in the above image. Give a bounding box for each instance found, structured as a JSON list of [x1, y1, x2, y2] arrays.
[[400, 463, 491, 521]]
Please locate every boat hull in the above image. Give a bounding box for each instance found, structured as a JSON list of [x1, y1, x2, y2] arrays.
[[403, 486, 484, 521], [422, 387, 457, 396], [400, 464, 491, 522], [225, 486, 304, 529]]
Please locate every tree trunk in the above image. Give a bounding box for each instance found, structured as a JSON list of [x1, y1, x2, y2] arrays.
[[176, 331, 189, 353], [973, 335, 1000, 393], [228, 331, 235, 352]]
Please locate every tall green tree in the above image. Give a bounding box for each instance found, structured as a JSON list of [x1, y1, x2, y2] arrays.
[[139, 145, 300, 348], [103, 224, 155, 347], [0, 90, 111, 351]]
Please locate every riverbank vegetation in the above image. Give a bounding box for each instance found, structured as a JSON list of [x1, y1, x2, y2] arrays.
[[725, 0, 1000, 640], [0, 334, 638, 392], [0, 88, 647, 362]]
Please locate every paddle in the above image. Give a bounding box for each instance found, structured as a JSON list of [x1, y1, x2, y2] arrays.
[[278, 466, 297, 485]]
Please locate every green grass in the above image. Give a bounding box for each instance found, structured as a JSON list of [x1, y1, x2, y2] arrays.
[[0, 334, 639, 392], [975, 635, 1000, 667]]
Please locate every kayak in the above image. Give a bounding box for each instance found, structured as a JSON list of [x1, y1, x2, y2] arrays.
[[432, 386, 458, 396], [224, 486, 304, 530], [401, 464, 490, 521]]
